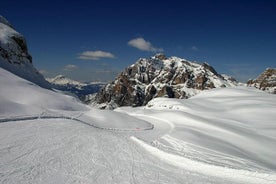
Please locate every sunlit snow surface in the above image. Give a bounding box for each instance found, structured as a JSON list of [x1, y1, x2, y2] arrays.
[[1, 67, 276, 184]]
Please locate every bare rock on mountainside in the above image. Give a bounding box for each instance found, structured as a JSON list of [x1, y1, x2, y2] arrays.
[[0, 15, 50, 88], [93, 54, 237, 109], [247, 68, 276, 94]]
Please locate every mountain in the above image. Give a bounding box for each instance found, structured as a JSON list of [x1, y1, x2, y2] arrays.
[[47, 75, 105, 100], [94, 54, 237, 109], [47, 75, 85, 86], [247, 68, 276, 94], [0, 15, 50, 88]]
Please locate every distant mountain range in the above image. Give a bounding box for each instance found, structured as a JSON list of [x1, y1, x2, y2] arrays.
[[46, 75, 105, 100]]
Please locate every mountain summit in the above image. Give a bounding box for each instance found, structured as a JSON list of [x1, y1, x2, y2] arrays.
[[247, 68, 276, 94], [94, 54, 237, 109], [0, 15, 50, 88]]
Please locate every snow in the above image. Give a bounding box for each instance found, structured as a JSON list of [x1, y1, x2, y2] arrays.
[[1, 67, 276, 184], [147, 55, 238, 91], [0, 22, 18, 44], [46, 75, 85, 86], [0, 21, 23, 56], [141, 87, 276, 167], [0, 68, 150, 131], [132, 136, 276, 184], [0, 68, 87, 117]]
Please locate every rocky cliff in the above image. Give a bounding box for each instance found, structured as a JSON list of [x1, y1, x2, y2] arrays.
[[247, 68, 276, 94], [94, 54, 237, 109], [0, 15, 50, 88]]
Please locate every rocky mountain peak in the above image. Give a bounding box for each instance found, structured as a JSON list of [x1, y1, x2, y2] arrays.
[[247, 68, 276, 94], [94, 55, 237, 109], [152, 53, 167, 60]]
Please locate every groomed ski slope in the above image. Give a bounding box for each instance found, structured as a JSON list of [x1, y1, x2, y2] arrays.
[[0, 67, 276, 184]]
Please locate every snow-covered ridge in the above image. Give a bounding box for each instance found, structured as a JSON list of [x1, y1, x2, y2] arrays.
[[47, 75, 86, 86], [0, 15, 50, 88], [47, 75, 105, 100], [94, 53, 237, 109]]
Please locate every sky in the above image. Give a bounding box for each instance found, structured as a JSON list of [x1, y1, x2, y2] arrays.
[[1, 0, 276, 82]]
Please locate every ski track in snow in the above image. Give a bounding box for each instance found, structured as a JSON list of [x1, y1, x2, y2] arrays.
[[1, 114, 275, 184], [0, 118, 239, 184], [0, 113, 154, 132]]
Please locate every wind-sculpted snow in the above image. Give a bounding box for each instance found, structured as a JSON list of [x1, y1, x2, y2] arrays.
[[132, 137, 276, 184], [1, 67, 276, 183], [117, 86, 276, 183]]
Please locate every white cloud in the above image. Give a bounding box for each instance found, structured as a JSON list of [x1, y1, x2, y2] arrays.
[[78, 50, 115, 60], [191, 46, 199, 51], [128, 37, 163, 52], [64, 64, 78, 71]]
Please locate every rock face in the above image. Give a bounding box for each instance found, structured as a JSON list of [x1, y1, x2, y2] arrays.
[[94, 54, 237, 109], [247, 68, 276, 94], [0, 15, 50, 88]]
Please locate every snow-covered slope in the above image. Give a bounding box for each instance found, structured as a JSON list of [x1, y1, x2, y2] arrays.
[[248, 68, 276, 94], [95, 54, 237, 109], [1, 67, 276, 184], [0, 15, 50, 88], [117, 86, 276, 182], [47, 75, 105, 100], [0, 67, 151, 130], [0, 68, 87, 117]]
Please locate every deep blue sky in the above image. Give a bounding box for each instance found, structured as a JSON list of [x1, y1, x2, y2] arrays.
[[1, 0, 276, 82]]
